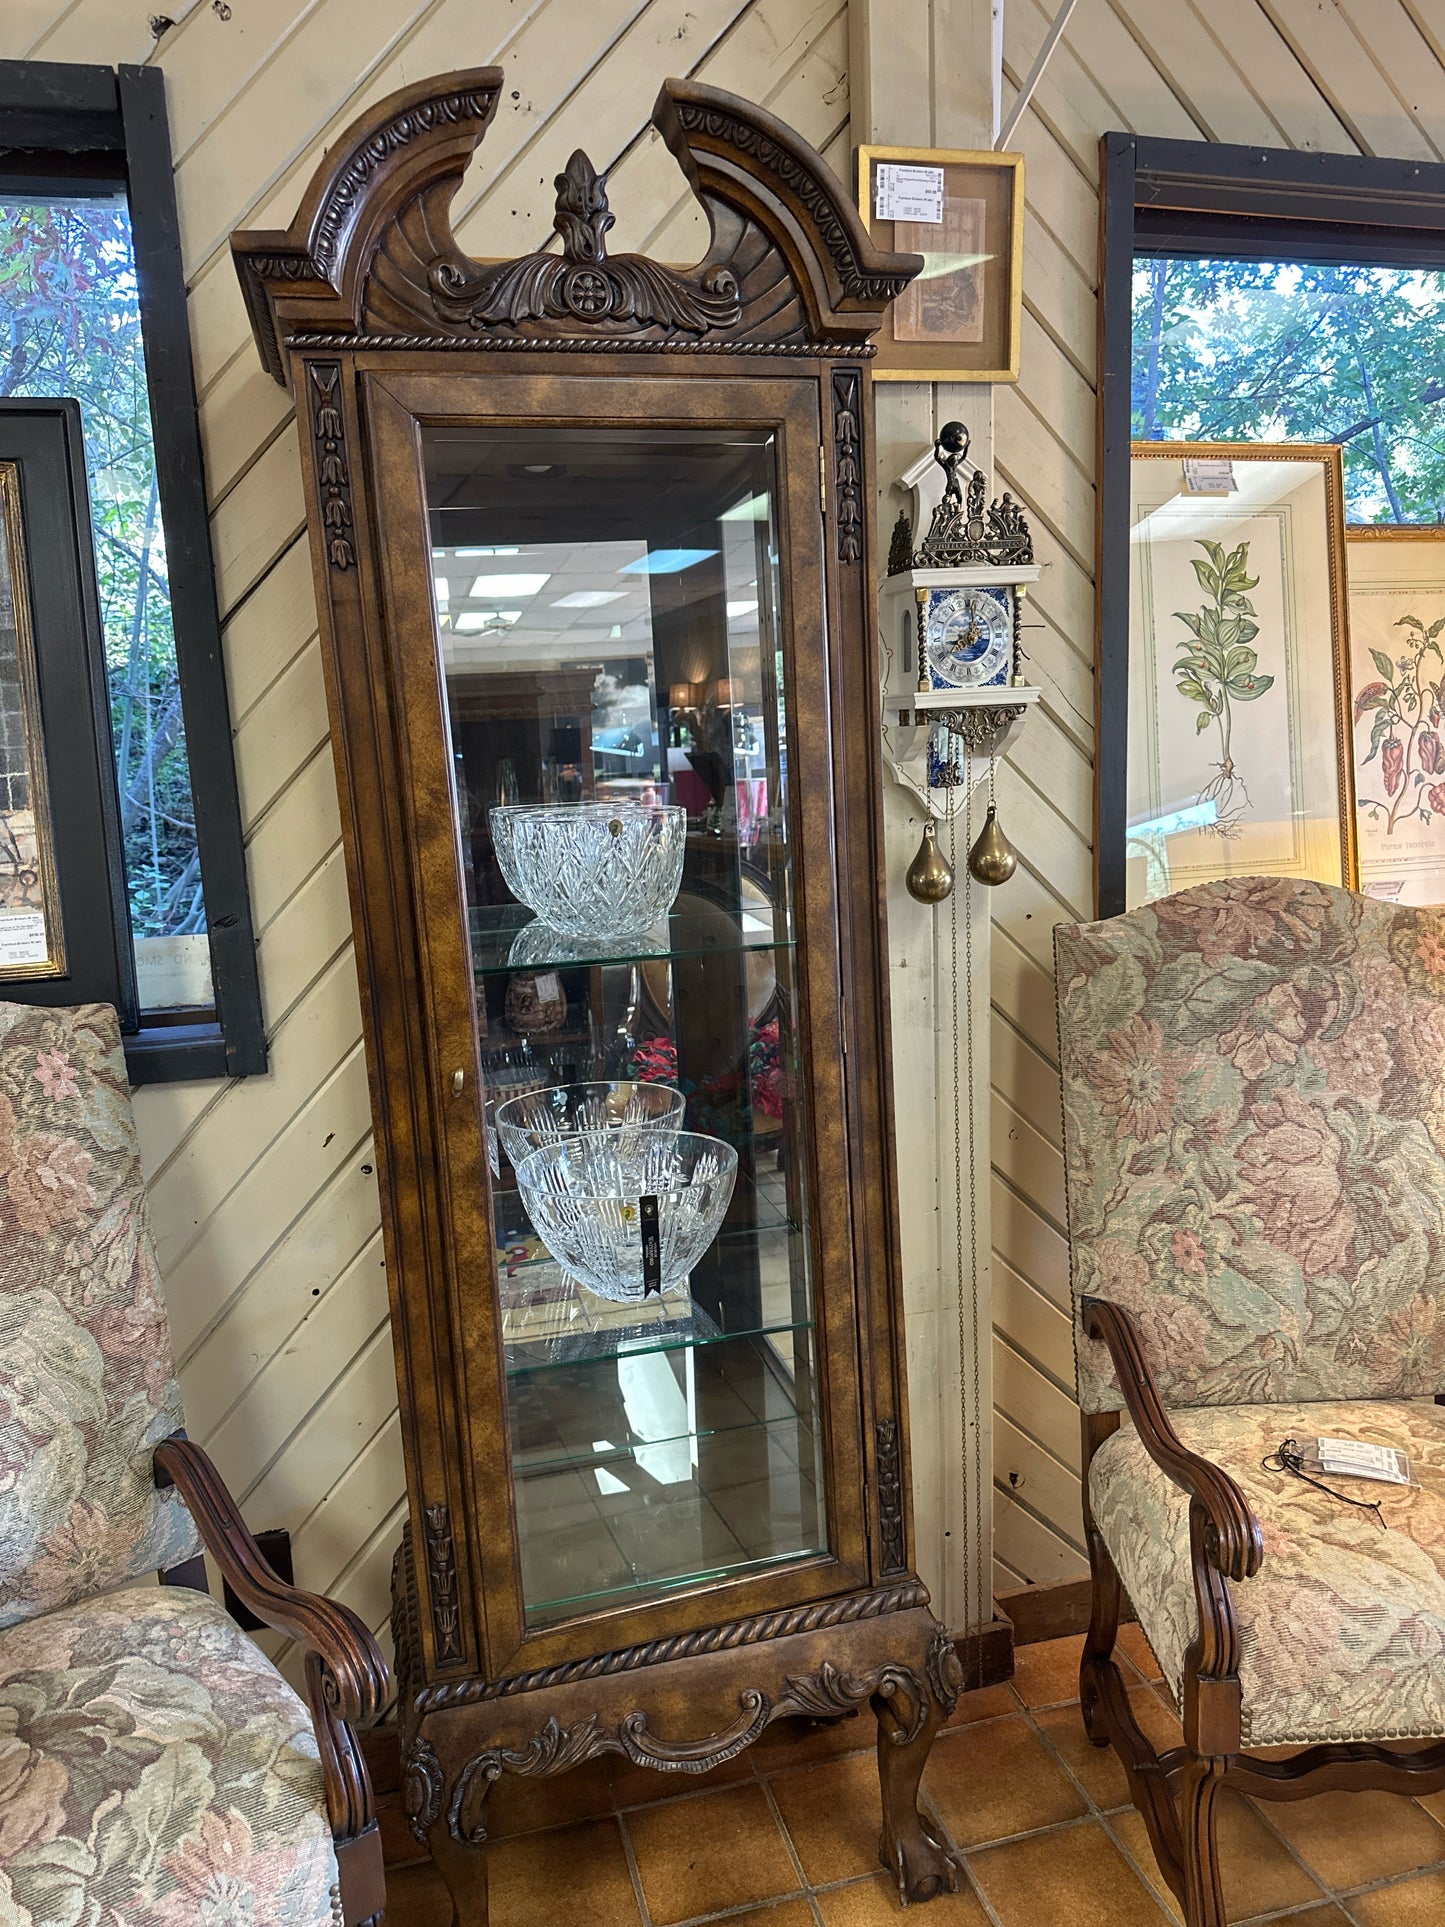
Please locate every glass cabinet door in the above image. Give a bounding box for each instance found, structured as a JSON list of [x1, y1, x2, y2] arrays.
[[422, 424, 828, 1629]]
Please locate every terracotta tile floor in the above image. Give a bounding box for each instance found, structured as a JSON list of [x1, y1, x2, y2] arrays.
[[385, 1633, 1445, 1926]]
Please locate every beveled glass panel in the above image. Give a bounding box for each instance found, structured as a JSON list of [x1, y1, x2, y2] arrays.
[[421, 425, 826, 1628]]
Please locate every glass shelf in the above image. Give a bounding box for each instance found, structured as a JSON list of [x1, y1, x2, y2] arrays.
[[499, 1217, 808, 1377], [512, 1385, 825, 1628], [469, 899, 792, 979]]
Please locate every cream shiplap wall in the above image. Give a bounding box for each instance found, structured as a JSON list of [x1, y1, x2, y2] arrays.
[[8, 0, 1433, 1645], [986, 0, 1445, 1592], [0, 0, 849, 1676]]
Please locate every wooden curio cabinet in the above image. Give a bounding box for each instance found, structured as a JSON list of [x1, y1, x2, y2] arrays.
[[235, 70, 962, 1921]]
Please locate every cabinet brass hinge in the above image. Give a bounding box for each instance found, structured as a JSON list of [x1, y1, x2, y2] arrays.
[[819, 442, 827, 517]]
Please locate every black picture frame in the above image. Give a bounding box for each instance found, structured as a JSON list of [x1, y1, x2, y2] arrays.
[[0, 400, 137, 1028], [1096, 133, 1445, 919], [0, 59, 265, 1082]]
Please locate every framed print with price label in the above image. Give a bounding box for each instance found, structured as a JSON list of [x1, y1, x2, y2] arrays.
[[0, 402, 137, 1026], [856, 145, 1023, 382]]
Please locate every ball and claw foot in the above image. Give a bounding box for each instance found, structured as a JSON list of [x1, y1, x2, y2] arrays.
[[880, 1810, 963, 1906]]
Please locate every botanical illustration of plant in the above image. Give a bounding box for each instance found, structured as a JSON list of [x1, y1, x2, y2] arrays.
[[1354, 612, 1445, 835], [1171, 538, 1275, 833]]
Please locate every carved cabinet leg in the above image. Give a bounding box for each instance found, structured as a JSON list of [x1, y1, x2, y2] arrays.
[[1179, 1756, 1227, 1927], [428, 1812, 490, 1927], [874, 1636, 963, 1906]]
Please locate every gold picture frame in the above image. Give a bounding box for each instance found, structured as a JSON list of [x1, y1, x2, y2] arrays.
[[1344, 524, 1445, 906], [856, 144, 1024, 383], [0, 463, 65, 978], [1124, 441, 1356, 908]]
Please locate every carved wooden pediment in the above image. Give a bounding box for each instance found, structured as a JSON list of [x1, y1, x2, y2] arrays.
[[233, 69, 921, 380]]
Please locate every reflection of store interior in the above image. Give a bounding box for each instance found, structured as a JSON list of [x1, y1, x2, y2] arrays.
[[426, 426, 818, 1633]]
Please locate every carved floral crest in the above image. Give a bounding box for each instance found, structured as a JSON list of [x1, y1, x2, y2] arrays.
[[428, 151, 742, 334]]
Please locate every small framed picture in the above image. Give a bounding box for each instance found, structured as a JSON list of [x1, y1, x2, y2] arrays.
[[1345, 526, 1445, 906], [0, 462, 64, 977], [856, 145, 1023, 383], [0, 402, 136, 1026], [1119, 442, 1356, 908]]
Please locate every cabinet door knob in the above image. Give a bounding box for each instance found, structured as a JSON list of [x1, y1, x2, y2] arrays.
[[451, 1068, 465, 1095]]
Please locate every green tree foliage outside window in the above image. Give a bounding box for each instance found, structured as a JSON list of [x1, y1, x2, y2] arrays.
[[1133, 256, 1445, 524], [0, 193, 208, 959]]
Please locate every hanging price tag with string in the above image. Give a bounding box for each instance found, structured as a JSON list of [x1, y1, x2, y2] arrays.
[[639, 1194, 662, 1296]]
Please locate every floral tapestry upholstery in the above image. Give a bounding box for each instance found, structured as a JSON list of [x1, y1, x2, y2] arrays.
[[0, 1583, 339, 1925], [1054, 877, 1445, 1413], [1091, 1398, 1445, 1745], [0, 1001, 199, 1629]]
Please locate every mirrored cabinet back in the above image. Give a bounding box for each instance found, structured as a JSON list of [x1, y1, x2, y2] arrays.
[[234, 70, 962, 1920]]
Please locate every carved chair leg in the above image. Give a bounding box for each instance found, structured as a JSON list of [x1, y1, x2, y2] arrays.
[[1081, 1519, 1124, 1747], [874, 1678, 961, 1905], [428, 1813, 489, 1927], [1179, 1756, 1227, 1927], [1080, 1413, 1124, 1748]]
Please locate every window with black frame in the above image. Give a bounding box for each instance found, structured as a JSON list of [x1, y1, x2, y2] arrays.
[[0, 59, 262, 1081], [1097, 137, 1445, 920]]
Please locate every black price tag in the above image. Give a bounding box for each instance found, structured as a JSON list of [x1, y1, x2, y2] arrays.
[[640, 1193, 661, 1296]]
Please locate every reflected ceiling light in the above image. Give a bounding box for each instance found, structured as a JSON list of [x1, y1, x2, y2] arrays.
[[619, 549, 717, 575], [726, 599, 758, 619], [467, 573, 550, 597], [552, 590, 628, 608], [433, 576, 450, 605], [455, 610, 523, 631], [452, 545, 521, 557], [719, 495, 770, 522]]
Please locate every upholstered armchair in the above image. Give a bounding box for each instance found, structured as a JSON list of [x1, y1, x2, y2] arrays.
[[0, 1001, 388, 1925], [1055, 876, 1445, 1927]]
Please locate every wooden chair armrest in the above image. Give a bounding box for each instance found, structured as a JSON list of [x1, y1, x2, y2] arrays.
[[154, 1433, 389, 1727], [1081, 1297, 1263, 1582]]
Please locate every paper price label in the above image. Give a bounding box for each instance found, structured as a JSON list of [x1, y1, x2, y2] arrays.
[[0, 911, 49, 969], [1182, 458, 1237, 496], [1314, 1436, 1413, 1485], [875, 163, 945, 225]]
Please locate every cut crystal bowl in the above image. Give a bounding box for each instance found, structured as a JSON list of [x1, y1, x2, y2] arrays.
[[513, 1128, 738, 1304], [489, 803, 686, 942], [494, 1080, 686, 1171]]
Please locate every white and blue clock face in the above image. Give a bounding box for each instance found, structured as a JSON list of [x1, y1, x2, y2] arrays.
[[925, 585, 1014, 690]]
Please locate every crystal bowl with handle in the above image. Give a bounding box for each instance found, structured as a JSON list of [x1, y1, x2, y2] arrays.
[[513, 1128, 738, 1303], [489, 803, 686, 942], [494, 1080, 686, 1171]]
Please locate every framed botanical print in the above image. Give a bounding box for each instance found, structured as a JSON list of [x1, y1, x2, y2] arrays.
[[0, 403, 136, 1026], [856, 145, 1023, 382], [1345, 528, 1445, 905], [1122, 443, 1355, 909]]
